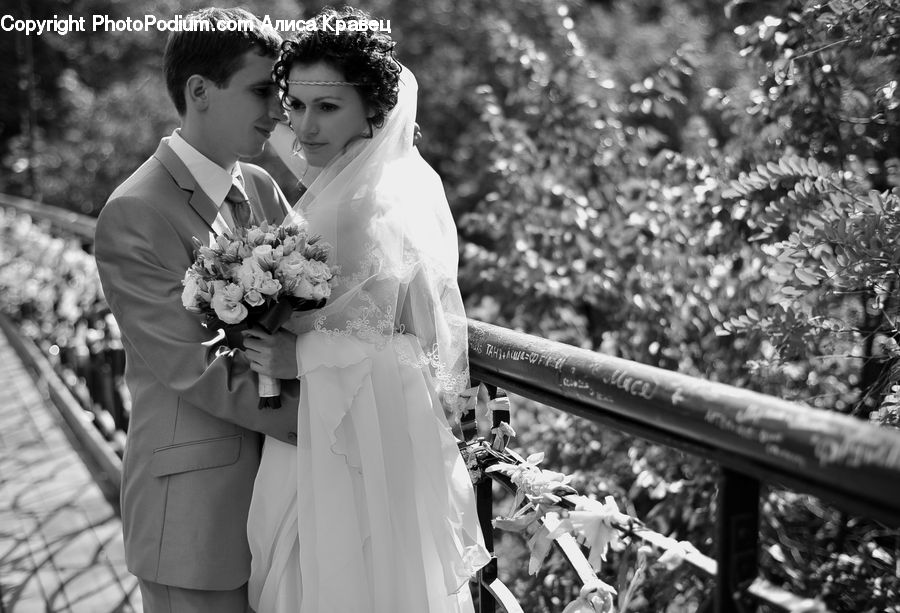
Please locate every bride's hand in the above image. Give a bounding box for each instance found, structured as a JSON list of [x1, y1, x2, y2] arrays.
[[242, 327, 299, 379]]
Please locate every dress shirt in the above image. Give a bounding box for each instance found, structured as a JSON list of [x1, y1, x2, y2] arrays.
[[168, 129, 246, 231]]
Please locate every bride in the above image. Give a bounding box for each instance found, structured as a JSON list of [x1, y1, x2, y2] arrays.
[[243, 7, 490, 612]]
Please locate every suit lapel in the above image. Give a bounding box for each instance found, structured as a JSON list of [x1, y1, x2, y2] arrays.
[[154, 140, 223, 234]]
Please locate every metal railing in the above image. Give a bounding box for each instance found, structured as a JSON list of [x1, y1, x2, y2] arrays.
[[0, 193, 97, 243], [465, 321, 900, 612], [3, 195, 900, 612]]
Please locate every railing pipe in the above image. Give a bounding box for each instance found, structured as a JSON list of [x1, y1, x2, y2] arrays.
[[0, 193, 97, 241], [467, 319, 900, 527]]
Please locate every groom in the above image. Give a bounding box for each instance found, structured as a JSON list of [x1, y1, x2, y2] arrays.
[[94, 8, 301, 612]]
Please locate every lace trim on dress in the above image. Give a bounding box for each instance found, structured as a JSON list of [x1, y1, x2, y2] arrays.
[[336, 241, 384, 289], [396, 340, 471, 421], [313, 291, 396, 349]]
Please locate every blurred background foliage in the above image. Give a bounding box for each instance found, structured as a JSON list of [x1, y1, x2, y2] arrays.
[[2, 0, 900, 610]]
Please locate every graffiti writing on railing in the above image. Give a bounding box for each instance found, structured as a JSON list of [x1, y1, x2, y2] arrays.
[[812, 432, 900, 471], [559, 365, 658, 402], [559, 377, 616, 405], [480, 342, 567, 370], [736, 404, 836, 434], [561, 377, 592, 390], [764, 443, 808, 467], [733, 404, 900, 470], [598, 368, 656, 400], [705, 403, 900, 471], [705, 409, 810, 468], [706, 410, 788, 446]]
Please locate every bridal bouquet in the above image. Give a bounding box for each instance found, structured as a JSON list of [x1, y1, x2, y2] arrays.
[[182, 222, 334, 408]]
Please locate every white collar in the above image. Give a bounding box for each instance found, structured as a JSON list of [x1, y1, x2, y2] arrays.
[[168, 129, 245, 207]]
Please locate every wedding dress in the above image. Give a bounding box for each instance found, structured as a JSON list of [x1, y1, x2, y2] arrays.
[[247, 67, 489, 612]]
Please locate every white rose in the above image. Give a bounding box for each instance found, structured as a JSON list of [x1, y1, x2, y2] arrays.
[[246, 227, 266, 245], [305, 259, 333, 284], [220, 282, 244, 303], [244, 288, 265, 307], [211, 279, 227, 295], [211, 288, 247, 324], [236, 258, 264, 291], [253, 244, 275, 268], [291, 277, 315, 299], [181, 270, 203, 311], [275, 251, 307, 280], [257, 272, 282, 296]]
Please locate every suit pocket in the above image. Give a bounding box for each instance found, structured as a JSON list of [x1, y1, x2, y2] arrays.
[[150, 434, 242, 477]]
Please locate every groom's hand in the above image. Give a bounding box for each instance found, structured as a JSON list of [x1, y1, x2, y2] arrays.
[[242, 327, 299, 379]]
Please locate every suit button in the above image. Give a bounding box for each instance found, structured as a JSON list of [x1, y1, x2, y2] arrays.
[[288, 431, 297, 442]]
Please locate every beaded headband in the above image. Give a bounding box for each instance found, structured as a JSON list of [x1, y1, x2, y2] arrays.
[[286, 80, 359, 86]]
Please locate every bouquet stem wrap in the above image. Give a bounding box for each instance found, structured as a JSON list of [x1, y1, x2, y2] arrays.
[[257, 374, 281, 409], [253, 299, 309, 410]]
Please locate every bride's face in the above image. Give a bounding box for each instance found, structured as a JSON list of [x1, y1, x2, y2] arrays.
[[284, 62, 372, 168]]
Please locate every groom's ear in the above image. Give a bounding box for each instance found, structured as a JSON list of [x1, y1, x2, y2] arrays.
[[185, 75, 210, 111]]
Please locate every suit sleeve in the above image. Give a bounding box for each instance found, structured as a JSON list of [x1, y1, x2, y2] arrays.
[[94, 195, 299, 443]]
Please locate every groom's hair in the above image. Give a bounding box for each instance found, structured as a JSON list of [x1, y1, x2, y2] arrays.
[[164, 7, 281, 116]]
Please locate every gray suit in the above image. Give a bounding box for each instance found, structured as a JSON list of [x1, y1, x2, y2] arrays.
[[95, 138, 299, 596]]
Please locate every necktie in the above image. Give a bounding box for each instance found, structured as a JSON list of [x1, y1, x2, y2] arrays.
[[225, 181, 254, 228]]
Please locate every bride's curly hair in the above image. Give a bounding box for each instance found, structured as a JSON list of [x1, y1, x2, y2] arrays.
[[273, 6, 401, 131]]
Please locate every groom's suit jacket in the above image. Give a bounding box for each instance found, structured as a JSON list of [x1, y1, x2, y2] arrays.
[[95, 138, 300, 591]]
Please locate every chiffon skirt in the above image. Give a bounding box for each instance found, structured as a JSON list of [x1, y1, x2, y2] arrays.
[[247, 332, 489, 613]]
